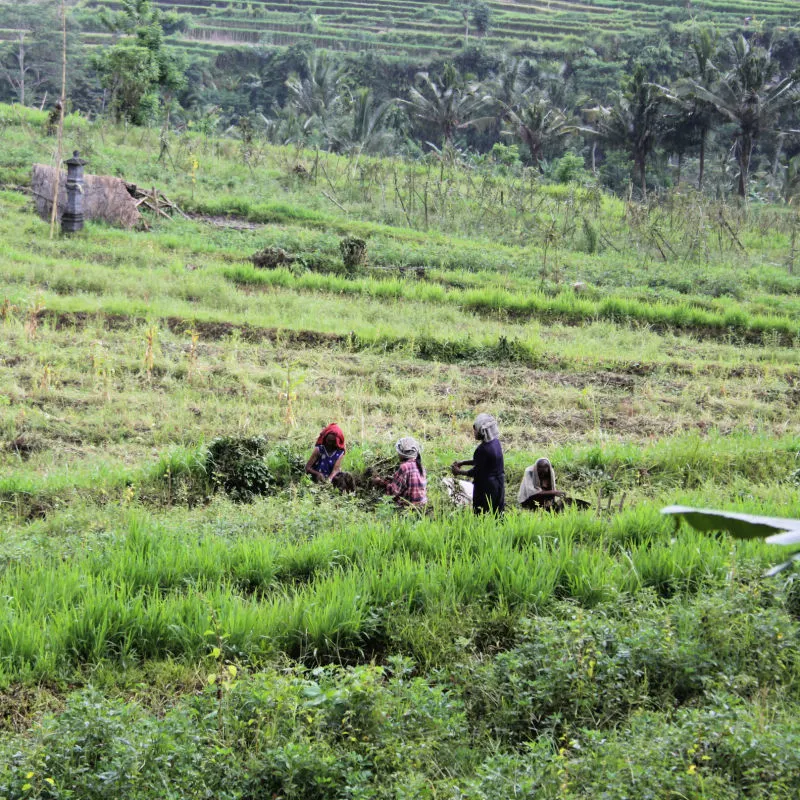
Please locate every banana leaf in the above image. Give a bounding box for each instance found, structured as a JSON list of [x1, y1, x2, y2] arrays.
[[661, 505, 800, 541], [661, 505, 800, 576]]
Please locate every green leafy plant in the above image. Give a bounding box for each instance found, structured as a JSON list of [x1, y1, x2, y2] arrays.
[[206, 436, 273, 502]]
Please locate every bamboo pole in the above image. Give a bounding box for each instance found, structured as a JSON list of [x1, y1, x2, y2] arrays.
[[49, 0, 67, 240]]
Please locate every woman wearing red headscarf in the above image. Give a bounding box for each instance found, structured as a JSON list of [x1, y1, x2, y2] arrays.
[[305, 423, 346, 482]]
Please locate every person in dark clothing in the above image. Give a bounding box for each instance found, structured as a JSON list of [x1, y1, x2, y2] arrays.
[[450, 413, 505, 514]]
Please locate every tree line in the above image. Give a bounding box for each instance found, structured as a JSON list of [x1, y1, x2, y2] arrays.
[[2, 0, 799, 199]]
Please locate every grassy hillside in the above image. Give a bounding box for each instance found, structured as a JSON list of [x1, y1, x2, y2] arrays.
[[1, 104, 800, 797]]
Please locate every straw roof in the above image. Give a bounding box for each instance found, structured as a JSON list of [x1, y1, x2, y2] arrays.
[[31, 164, 142, 229]]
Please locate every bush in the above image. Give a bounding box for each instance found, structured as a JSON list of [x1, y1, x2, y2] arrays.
[[267, 442, 308, 487], [785, 573, 800, 620], [552, 152, 588, 185], [599, 150, 634, 194], [564, 699, 800, 799], [461, 589, 800, 741], [206, 436, 273, 502], [491, 143, 521, 173]]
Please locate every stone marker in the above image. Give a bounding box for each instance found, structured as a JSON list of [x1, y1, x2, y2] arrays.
[[61, 150, 87, 234]]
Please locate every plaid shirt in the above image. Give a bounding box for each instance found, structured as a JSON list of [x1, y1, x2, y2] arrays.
[[386, 460, 427, 507]]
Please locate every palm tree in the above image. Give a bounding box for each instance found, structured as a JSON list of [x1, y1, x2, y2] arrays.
[[660, 27, 720, 189], [330, 87, 395, 158], [99, 0, 155, 34], [399, 65, 493, 146], [782, 154, 800, 204], [285, 52, 345, 139], [301, 10, 322, 34], [348, 88, 395, 152], [449, 1, 471, 43], [584, 63, 662, 198], [485, 56, 531, 113], [688, 27, 719, 189], [502, 96, 570, 169], [692, 36, 798, 197]]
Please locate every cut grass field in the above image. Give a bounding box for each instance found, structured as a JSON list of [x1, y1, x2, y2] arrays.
[[1, 104, 800, 797]]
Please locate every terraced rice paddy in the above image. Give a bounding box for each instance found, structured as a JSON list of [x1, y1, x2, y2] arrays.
[[1, 105, 800, 797], [61, 0, 800, 59]]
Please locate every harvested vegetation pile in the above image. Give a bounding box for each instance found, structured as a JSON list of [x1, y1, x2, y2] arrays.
[[251, 246, 296, 269], [125, 183, 188, 221], [340, 235, 368, 271]]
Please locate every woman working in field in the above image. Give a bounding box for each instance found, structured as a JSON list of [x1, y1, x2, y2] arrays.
[[517, 457, 564, 510], [372, 436, 428, 508], [517, 457, 590, 511], [451, 413, 506, 514], [305, 423, 346, 482]]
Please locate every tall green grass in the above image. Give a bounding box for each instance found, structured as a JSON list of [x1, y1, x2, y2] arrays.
[[0, 503, 777, 683]]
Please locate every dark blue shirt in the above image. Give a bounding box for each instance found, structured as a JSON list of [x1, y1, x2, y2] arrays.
[[468, 438, 505, 514], [312, 445, 344, 478]]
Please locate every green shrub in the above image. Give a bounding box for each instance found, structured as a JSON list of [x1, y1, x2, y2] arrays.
[[582, 217, 598, 254], [461, 589, 800, 741], [206, 436, 273, 502], [564, 699, 800, 799], [785, 573, 800, 620], [267, 443, 308, 487], [552, 152, 588, 184], [599, 150, 634, 194]]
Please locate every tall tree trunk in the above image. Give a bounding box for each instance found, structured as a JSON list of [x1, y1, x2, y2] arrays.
[[737, 133, 752, 198], [49, 0, 67, 240], [527, 134, 541, 167], [16, 32, 26, 106], [698, 128, 706, 190], [772, 133, 784, 180], [637, 151, 647, 200]]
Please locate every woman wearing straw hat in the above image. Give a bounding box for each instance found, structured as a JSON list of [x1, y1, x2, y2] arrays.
[[451, 413, 505, 514]]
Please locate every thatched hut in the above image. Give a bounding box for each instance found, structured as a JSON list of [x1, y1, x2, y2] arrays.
[[31, 164, 141, 229]]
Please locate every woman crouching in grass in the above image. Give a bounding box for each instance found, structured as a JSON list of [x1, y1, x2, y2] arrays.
[[306, 423, 346, 483], [372, 437, 427, 508], [517, 457, 564, 510]]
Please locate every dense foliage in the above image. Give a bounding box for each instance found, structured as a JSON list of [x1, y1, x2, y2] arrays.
[[1, 0, 799, 198], [206, 436, 273, 501]]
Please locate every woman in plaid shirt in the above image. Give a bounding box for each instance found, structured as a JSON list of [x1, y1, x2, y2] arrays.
[[373, 436, 427, 507]]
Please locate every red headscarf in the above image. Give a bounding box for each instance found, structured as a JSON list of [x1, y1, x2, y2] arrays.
[[316, 423, 345, 451]]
